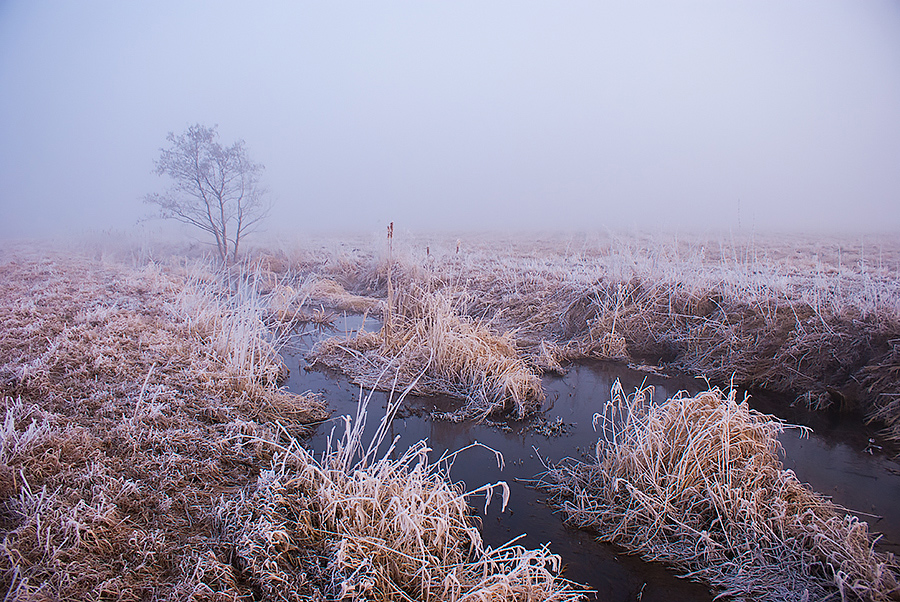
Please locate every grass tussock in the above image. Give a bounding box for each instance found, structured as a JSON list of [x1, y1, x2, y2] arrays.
[[310, 286, 544, 420], [263, 275, 383, 325], [0, 250, 325, 600], [176, 260, 292, 390], [300, 277, 384, 314], [217, 391, 584, 601], [541, 382, 900, 601]]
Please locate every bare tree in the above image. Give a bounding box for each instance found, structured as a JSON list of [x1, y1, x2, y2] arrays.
[[145, 124, 269, 263]]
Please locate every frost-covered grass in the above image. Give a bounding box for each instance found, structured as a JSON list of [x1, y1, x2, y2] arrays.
[[310, 286, 545, 420], [0, 248, 324, 600]]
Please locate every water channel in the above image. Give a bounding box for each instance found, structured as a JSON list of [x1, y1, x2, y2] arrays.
[[281, 314, 900, 601]]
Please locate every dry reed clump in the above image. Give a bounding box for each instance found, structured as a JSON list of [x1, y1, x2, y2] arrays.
[[534, 331, 628, 375], [0, 249, 326, 601], [262, 274, 382, 326], [310, 286, 544, 420], [176, 261, 291, 390], [217, 392, 585, 601], [300, 276, 384, 314], [541, 382, 900, 602]]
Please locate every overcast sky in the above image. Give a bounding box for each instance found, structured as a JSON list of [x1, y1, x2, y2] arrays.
[[1, 1, 899, 238]]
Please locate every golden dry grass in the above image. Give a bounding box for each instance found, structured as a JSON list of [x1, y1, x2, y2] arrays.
[[541, 382, 900, 601]]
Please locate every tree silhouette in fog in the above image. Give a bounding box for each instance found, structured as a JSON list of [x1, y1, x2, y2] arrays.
[[145, 124, 269, 263]]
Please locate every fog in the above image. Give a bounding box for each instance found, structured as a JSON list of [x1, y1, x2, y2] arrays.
[[1, 1, 899, 239]]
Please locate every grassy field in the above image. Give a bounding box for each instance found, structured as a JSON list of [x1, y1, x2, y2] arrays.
[[2, 229, 899, 601]]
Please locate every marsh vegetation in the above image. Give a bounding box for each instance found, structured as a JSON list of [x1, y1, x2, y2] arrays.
[[1, 229, 899, 601]]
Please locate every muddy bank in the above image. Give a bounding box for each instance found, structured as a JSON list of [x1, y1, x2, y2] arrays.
[[575, 281, 899, 416]]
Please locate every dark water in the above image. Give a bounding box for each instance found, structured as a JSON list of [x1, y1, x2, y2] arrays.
[[282, 315, 900, 601]]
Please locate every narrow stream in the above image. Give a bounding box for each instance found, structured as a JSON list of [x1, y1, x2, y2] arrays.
[[281, 315, 900, 601]]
